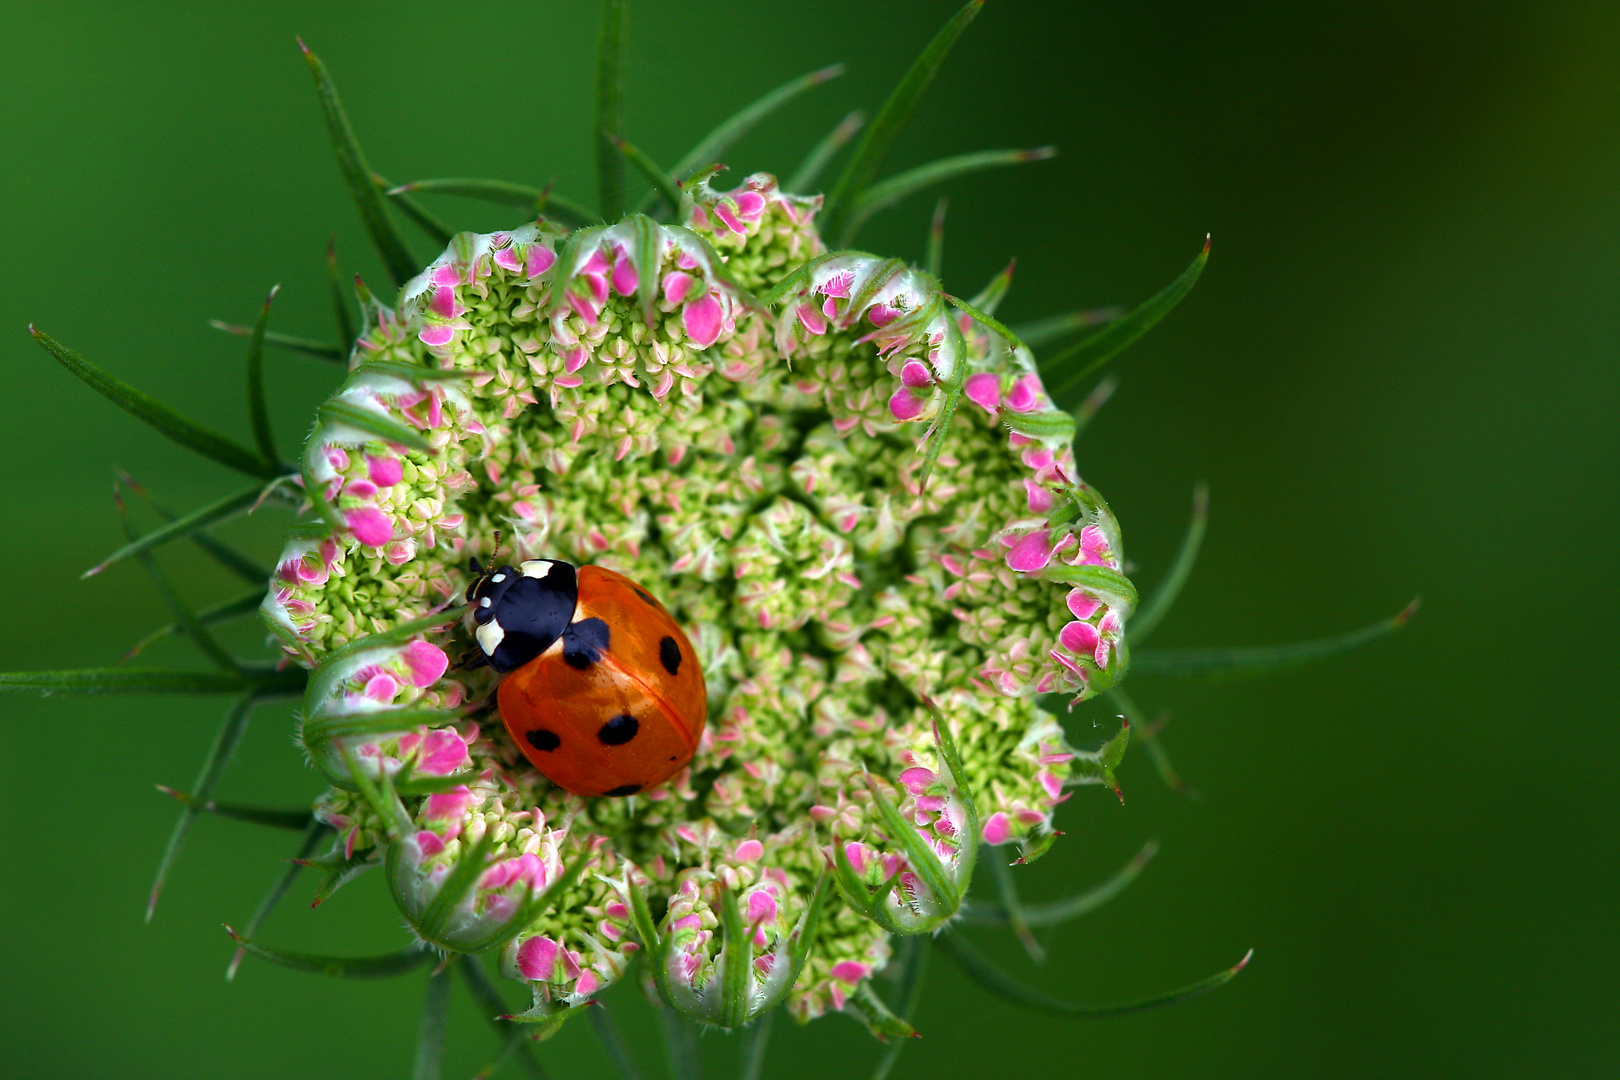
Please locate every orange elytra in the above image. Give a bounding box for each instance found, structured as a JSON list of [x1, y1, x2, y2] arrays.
[[463, 556, 705, 798]]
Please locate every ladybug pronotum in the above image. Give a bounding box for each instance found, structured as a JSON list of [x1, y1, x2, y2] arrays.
[[463, 556, 706, 798]]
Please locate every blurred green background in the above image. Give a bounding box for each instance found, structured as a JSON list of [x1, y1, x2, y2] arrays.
[[2, 1, 1615, 1076]]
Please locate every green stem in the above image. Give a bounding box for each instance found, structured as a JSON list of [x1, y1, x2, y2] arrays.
[[737, 1009, 774, 1080], [588, 1001, 646, 1080], [869, 935, 930, 1080], [458, 955, 550, 1080], [658, 1008, 703, 1080], [412, 963, 453, 1080]]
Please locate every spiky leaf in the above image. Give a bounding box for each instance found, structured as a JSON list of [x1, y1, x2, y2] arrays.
[[30, 328, 278, 480], [821, 0, 984, 237], [299, 40, 417, 288], [1043, 237, 1210, 396]]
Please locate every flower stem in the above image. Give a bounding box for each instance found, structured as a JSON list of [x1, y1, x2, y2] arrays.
[[658, 1007, 703, 1080], [737, 1009, 774, 1080], [588, 1000, 646, 1080], [869, 936, 929, 1080], [412, 963, 452, 1080]]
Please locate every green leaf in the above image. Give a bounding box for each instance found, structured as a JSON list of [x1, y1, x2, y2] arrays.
[[1011, 306, 1123, 349], [210, 320, 344, 362], [786, 870, 833, 987], [148, 694, 258, 921], [669, 64, 844, 184], [755, 250, 843, 308], [299, 40, 417, 288], [226, 927, 434, 979], [328, 232, 357, 353], [1130, 598, 1421, 679], [1043, 236, 1210, 397], [414, 830, 497, 945], [589, 1002, 647, 1080], [388, 178, 594, 227], [1070, 374, 1118, 441], [916, 304, 968, 495], [595, 0, 628, 222], [307, 848, 379, 908], [787, 110, 865, 193], [839, 147, 1056, 246], [1003, 409, 1077, 444], [628, 213, 662, 328], [115, 483, 240, 676], [718, 885, 752, 1028], [306, 606, 468, 704], [30, 327, 278, 480], [868, 935, 929, 1080], [317, 398, 433, 453], [346, 360, 467, 385], [847, 980, 918, 1042], [244, 284, 280, 466], [944, 290, 1023, 351], [937, 930, 1251, 1017], [1035, 564, 1140, 612], [155, 786, 311, 832], [227, 821, 329, 981], [865, 776, 958, 930], [608, 135, 681, 218], [1068, 720, 1131, 800], [1130, 484, 1209, 643], [820, 0, 984, 238], [301, 707, 458, 748], [84, 482, 266, 579], [458, 955, 551, 1080], [923, 197, 947, 278], [413, 963, 453, 1080], [960, 839, 1159, 927], [377, 172, 455, 248], [627, 876, 671, 1000], [0, 667, 252, 696], [126, 589, 267, 661]]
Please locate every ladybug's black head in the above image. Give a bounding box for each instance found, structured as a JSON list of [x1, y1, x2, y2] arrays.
[[467, 558, 579, 673]]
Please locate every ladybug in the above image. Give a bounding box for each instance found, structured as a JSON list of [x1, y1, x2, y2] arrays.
[[462, 550, 706, 798]]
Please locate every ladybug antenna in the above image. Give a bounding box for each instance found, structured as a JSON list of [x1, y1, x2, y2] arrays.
[[466, 530, 507, 604]]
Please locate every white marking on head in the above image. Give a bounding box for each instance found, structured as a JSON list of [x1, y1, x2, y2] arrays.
[[520, 560, 553, 579], [479, 596, 491, 608], [475, 619, 506, 656], [491, 573, 507, 583]]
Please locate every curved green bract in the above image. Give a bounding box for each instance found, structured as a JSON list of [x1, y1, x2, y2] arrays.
[[226, 927, 435, 979], [1042, 236, 1211, 396], [30, 328, 279, 480], [821, 0, 984, 238], [937, 930, 1252, 1017], [1131, 599, 1420, 679], [959, 840, 1159, 927]]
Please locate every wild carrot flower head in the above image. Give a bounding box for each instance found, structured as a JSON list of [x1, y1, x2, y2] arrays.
[[7, 2, 1417, 1071]]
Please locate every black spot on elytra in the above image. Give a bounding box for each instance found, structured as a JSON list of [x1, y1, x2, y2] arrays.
[[562, 617, 611, 669], [659, 636, 682, 675], [604, 783, 642, 797], [634, 587, 657, 607], [525, 729, 561, 752], [598, 714, 640, 746]]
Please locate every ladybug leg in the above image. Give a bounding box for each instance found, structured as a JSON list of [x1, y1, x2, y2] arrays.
[[453, 649, 490, 672]]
